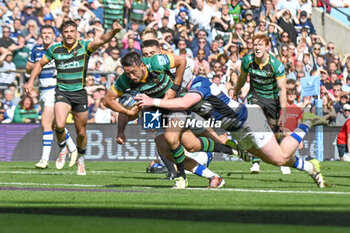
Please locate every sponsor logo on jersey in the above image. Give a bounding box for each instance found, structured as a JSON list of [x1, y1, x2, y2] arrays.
[[58, 61, 80, 69]]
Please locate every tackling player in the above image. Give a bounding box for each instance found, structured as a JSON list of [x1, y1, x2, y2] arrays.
[[135, 35, 329, 189]]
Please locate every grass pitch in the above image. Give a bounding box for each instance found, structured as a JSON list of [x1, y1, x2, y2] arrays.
[[0, 160, 349, 233]]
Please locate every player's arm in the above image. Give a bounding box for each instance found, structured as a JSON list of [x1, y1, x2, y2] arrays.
[[25, 61, 35, 74], [136, 92, 202, 111], [103, 86, 139, 116], [277, 75, 287, 127], [88, 19, 122, 52], [235, 70, 248, 97], [164, 54, 186, 99], [24, 56, 50, 94]]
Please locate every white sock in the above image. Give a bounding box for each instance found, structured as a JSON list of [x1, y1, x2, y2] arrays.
[[193, 164, 217, 178], [42, 131, 53, 161], [293, 128, 307, 140], [293, 157, 313, 174], [78, 154, 85, 164], [65, 128, 77, 152]]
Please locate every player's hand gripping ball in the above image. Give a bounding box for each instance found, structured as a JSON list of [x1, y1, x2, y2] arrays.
[[119, 90, 140, 108]]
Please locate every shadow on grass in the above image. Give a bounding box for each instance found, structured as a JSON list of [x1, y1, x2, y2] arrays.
[[0, 207, 349, 227]]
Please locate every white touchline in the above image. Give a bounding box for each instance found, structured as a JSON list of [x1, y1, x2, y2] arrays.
[[0, 182, 104, 187], [0, 170, 130, 175], [0, 182, 349, 195]]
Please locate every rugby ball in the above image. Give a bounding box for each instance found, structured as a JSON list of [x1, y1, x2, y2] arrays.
[[119, 90, 139, 108]]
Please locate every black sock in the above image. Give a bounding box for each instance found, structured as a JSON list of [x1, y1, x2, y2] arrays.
[[199, 137, 233, 154], [157, 148, 177, 174], [170, 144, 186, 178], [176, 161, 186, 179]]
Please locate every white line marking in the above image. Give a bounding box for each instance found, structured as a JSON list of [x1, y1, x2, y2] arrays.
[[0, 181, 349, 195], [0, 170, 284, 175], [0, 182, 104, 187], [0, 170, 129, 175]]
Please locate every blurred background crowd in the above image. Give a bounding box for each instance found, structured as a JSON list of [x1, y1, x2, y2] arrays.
[[0, 0, 349, 126]]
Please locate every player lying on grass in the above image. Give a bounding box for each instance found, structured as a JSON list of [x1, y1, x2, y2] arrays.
[[104, 51, 248, 189], [135, 75, 329, 188]]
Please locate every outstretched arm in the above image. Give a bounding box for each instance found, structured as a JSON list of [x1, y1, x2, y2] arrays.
[[89, 19, 122, 52], [136, 92, 202, 111]]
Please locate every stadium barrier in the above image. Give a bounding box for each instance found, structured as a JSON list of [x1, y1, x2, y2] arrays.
[[0, 124, 341, 162]]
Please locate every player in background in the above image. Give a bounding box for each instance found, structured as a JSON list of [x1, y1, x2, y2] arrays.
[[235, 34, 290, 174], [24, 25, 75, 169], [25, 19, 123, 175]]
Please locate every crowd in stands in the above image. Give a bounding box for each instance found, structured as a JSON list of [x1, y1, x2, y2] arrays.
[[0, 0, 350, 127]]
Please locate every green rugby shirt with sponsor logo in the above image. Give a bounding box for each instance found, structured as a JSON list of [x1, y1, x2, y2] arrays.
[[241, 53, 286, 99], [43, 40, 93, 92], [112, 54, 175, 98]]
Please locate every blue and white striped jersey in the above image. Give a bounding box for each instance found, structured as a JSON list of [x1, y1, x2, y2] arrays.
[[28, 44, 56, 90], [189, 76, 248, 131]]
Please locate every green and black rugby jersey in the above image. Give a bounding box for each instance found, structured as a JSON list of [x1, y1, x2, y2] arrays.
[[241, 53, 286, 99], [43, 40, 93, 92], [112, 54, 175, 98]]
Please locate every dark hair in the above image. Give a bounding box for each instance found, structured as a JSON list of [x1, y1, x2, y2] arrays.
[[121, 52, 142, 67], [141, 39, 160, 50], [40, 25, 55, 34], [287, 88, 297, 95], [19, 95, 34, 109], [60, 20, 78, 33]]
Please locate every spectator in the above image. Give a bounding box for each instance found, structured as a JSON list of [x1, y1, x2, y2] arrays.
[[335, 103, 350, 126], [281, 88, 303, 134], [12, 95, 39, 123], [23, 20, 39, 50], [332, 81, 343, 105], [0, 26, 15, 54], [87, 0, 104, 25], [241, 10, 256, 29], [174, 38, 193, 58], [260, 0, 277, 23], [10, 19, 24, 44], [175, 6, 191, 30], [120, 36, 142, 57], [190, 29, 210, 51], [0, 51, 16, 89], [21, 3, 41, 27], [12, 35, 30, 69], [228, 0, 242, 24], [178, 0, 216, 39], [276, 0, 300, 17], [336, 103, 350, 161], [2, 89, 16, 123], [92, 98, 116, 123], [194, 48, 210, 75], [211, 74, 227, 94], [126, 0, 148, 29], [295, 10, 315, 37], [211, 3, 234, 41], [323, 42, 337, 67], [103, 48, 121, 72], [342, 75, 350, 93], [312, 94, 336, 125], [276, 9, 298, 45]]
